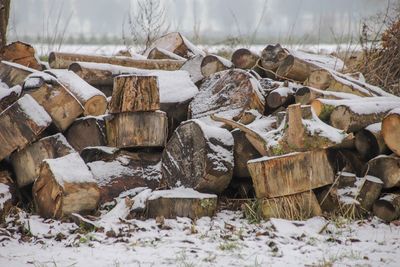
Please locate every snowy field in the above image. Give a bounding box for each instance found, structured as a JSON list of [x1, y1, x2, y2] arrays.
[[1, 209, 400, 267]]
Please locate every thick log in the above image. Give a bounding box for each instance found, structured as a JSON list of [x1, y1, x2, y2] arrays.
[[0, 0, 10, 49], [0, 94, 51, 161], [260, 44, 289, 72], [231, 48, 259, 69], [0, 60, 36, 87], [231, 129, 261, 178], [11, 133, 75, 187], [295, 86, 361, 105], [0, 41, 42, 70], [144, 32, 205, 59], [0, 170, 17, 219], [357, 175, 383, 212], [147, 47, 186, 60], [49, 52, 185, 70], [0, 84, 21, 112], [69, 62, 115, 87], [179, 54, 204, 84], [373, 194, 400, 222], [266, 85, 296, 110], [65, 116, 108, 152], [382, 108, 400, 156], [367, 155, 400, 188], [355, 123, 389, 160], [276, 55, 313, 82], [33, 153, 100, 219], [248, 150, 335, 198], [109, 75, 160, 113], [146, 188, 217, 219], [200, 55, 233, 77], [23, 74, 84, 131], [189, 69, 265, 119], [161, 120, 234, 194], [106, 111, 168, 148]]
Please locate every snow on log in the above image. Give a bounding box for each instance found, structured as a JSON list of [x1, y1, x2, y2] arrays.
[[382, 108, 400, 156], [231, 48, 260, 70], [161, 120, 234, 194], [0, 60, 36, 87], [105, 111, 168, 149], [295, 86, 361, 105], [0, 170, 17, 219], [355, 122, 389, 160], [266, 83, 296, 110], [373, 194, 400, 222], [109, 75, 160, 113], [32, 153, 100, 219], [147, 47, 186, 60], [200, 54, 233, 77], [248, 150, 336, 198], [65, 116, 108, 152], [0, 83, 21, 112], [11, 133, 75, 187], [0, 94, 51, 161], [260, 44, 290, 73], [146, 188, 217, 219], [179, 54, 204, 84], [367, 155, 400, 188], [49, 51, 185, 70], [0, 41, 42, 70], [45, 69, 107, 116]]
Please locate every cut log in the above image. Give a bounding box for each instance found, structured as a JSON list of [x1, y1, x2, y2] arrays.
[[373, 194, 400, 222], [0, 41, 42, 70], [0, 94, 51, 161], [367, 155, 400, 188], [147, 47, 186, 60], [355, 122, 389, 160], [146, 188, 217, 219], [231, 48, 259, 69], [65, 116, 108, 152], [248, 150, 335, 198], [109, 75, 160, 113], [0, 60, 36, 87], [189, 69, 265, 119], [179, 54, 204, 84], [339, 149, 367, 177], [80, 146, 120, 163], [23, 74, 84, 131], [0, 170, 17, 220], [276, 55, 313, 82], [49, 51, 185, 70], [295, 86, 361, 105], [69, 62, 115, 87], [260, 44, 289, 72], [45, 69, 107, 116], [32, 153, 100, 219], [356, 175, 383, 212], [231, 129, 261, 178], [0, 0, 10, 49], [200, 54, 233, 77], [161, 120, 234, 194], [10, 133, 75, 187], [261, 191, 322, 220], [0, 84, 21, 112], [144, 32, 205, 59], [266, 85, 296, 110], [106, 111, 168, 148], [382, 108, 400, 156]]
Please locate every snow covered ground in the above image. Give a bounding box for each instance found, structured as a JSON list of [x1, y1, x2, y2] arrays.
[[1, 209, 400, 267]]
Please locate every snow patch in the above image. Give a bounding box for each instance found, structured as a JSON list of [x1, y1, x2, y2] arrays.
[[17, 94, 51, 127]]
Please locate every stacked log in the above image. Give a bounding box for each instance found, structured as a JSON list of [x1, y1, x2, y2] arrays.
[[0, 170, 17, 219], [0, 41, 42, 70], [200, 54, 233, 77]]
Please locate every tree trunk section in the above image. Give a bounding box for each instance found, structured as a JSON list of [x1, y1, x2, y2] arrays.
[[0, 41, 42, 70], [276, 55, 313, 82], [260, 44, 289, 73], [266, 85, 296, 110], [200, 55, 233, 77], [373, 194, 400, 222], [179, 54, 204, 84], [231, 129, 261, 178], [147, 47, 186, 60], [295, 86, 361, 105], [231, 48, 260, 69], [0, 0, 10, 49], [0, 84, 21, 112], [355, 122, 389, 160], [367, 155, 400, 188], [0, 60, 36, 87], [382, 108, 400, 156]]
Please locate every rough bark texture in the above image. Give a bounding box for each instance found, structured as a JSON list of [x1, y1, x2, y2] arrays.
[[373, 194, 400, 222], [200, 55, 233, 77], [382, 110, 400, 157], [0, 41, 42, 70], [161, 120, 234, 194], [0, 0, 10, 49], [367, 155, 400, 188], [0, 60, 36, 87]]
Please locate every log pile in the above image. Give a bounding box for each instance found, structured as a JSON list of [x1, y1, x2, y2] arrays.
[[1, 34, 400, 224]]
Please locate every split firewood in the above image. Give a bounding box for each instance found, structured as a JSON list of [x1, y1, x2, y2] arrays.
[[373, 194, 400, 222], [49, 51, 185, 70], [143, 32, 205, 59], [65, 116, 108, 152], [161, 120, 234, 194], [295, 86, 361, 105], [367, 155, 400, 188], [382, 108, 400, 156], [23, 73, 84, 131], [355, 123, 389, 160], [0, 41, 42, 70], [0, 60, 36, 87], [11, 133, 75, 187], [146, 188, 217, 219], [0, 170, 17, 219], [189, 69, 265, 119], [109, 75, 160, 113], [248, 149, 335, 198], [147, 47, 186, 60], [106, 111, 168, 149], [33, 153, 100, 219], [0, 84, 21, 112], [231, 48, 260, 69], [179, 54, 204, 84], [0, 94, 51, 161], [200, 54, 233, 77]]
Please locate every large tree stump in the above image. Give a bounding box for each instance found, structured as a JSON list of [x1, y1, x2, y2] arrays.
[[161, 120, 234, 194], [0, 41, 42, 70], [32, 153, 100, 219], [248, 150, 335, 198], [0, 84, 21, 112], [146, 188, 217, 219], [0, 94, 51, 161], [23, 74, 84, 131], [367, 155, 400, 188], [0, 60, 36, 87], [373, 194, 400, 222], [382, 108, 400, 156], [147, 47, 186, 60], [11, 133, 75, 187], [0, 170, 17, 220], [106, 111, 168, 148], [109, 75, 160, 113], [200, 55, 233, 77], [355, 122, 389, 160]]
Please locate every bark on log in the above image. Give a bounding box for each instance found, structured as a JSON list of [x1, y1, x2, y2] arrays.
[[248, 150, 335, 198], [161, 120, 234, 194], [231, 129, 261, 178], [147, 47, 186, 60], [266, 85, 296, 110], [0, 94, 51, 161], [0, 170, 17, 220], [32, 153, 100, 219], [49, 51, 185, 70], [109, 75, 160, 113], [11, 133, 75, 187], [339, 149, 367, 177], [0, 60, 36, 87], [276, 55, 313, 82], [367, 155, 400, 188], [0, 0, 11, 49], [355, 122, 389, 160], [260, 44, 289, 72], [0, 41, 42, 70], [373, 194, 400, 222], [231, 48, 259, 69], [356, 175, 383, 212], [382, 108, 400, 156], [80, 146, 120, 163], [146, 188, 217, 219], [200, 55, 233, 77], [105, 111, 168, 148], [0, 84, 21, 112], [65, 116, 108, 152], [295, 86, 361, 105]]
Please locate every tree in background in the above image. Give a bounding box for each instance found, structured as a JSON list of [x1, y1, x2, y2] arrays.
[[0, 0, 11, 48]]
